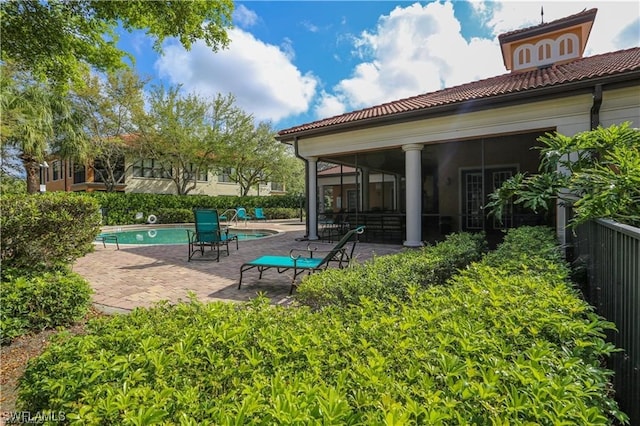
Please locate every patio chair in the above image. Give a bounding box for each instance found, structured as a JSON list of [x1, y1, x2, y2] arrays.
[[236, 207, 252, 223], [254, 207, 268, 221], [188, 209, 239, 262], [238, 226, 365, 294]]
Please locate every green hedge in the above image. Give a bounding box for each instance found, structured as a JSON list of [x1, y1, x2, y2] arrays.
[[0, 193, 101, 271], [156, 208, 193, 224], [16, 226, 627, 424], [0, 268, 92, 345], [88, 192, 304, 225], [295, 232, 486, 309]]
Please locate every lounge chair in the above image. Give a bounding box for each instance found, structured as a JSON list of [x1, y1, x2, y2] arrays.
[[254, 207, 268, 221], [236, 207, 252, 223], [188, 209, 238, 262], [238, 226, 365, 294]]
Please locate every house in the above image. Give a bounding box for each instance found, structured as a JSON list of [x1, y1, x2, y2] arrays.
[[40, 157, 281, 196], [280, 8, 640, 246]]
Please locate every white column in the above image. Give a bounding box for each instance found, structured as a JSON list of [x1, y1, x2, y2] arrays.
[[307, 156, 319, 240], [361, 167, 370, 212], [403, 144, 423, 247]]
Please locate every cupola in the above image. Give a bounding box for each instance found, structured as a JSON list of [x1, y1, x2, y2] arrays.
[[498, 8, 597, 72]]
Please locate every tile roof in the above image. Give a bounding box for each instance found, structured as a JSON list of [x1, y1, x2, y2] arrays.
[[278, 47, 640, 137]]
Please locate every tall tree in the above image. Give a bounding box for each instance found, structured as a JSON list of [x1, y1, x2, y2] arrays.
[[1, 66, 88, 193], [71, 69, 147, 191], [220, 120, 304, 197], [1, 0, 233, 91], [135, 88, 238, 195]]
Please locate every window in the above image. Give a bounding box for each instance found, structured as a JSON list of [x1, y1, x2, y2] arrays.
[[271, 182, 284, 191], [74, 164, 86, 183], [514, 45, 533, 69], [133, 159, 171, 179], [94, 156, 124, 183], [537, 42, 552, 61], [218, 167, 234, 183], [557, 34, 579, 60], [185, 163, 208, 181], [52, 160, 62, 181]]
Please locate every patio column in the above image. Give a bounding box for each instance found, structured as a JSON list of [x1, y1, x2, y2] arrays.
[[307, 156, 319, 240], [403, 144, 423, 247], [361, 167, 370, 211]]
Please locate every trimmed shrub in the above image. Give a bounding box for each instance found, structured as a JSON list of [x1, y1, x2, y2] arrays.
[[15, 225, 627, 423], [0, 268, 92, 344], [156, 208, 193, 224], [295, 232, 486, 309], [262, 207, 303, 220], [18, 278, 626, 424], [88, 192, 304, 225], [483, 225, 568, 275], [0, 193, 101, 271]]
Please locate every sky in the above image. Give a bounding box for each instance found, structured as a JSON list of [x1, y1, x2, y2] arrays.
[[116, 1, 640, 131]]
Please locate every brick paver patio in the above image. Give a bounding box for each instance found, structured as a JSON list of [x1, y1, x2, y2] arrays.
[[74, 220, 404, 312]]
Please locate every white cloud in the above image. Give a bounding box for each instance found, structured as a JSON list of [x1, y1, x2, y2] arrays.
[[155, 28, 318, 123], [322, 1, 504, 113], [301, 20, 320, 33], [314, 91, 347, 118], [318, 1, 638, 118], [281, 37, 295, 61], [153, 1, 638, 127], [233, 5, 259, 28]]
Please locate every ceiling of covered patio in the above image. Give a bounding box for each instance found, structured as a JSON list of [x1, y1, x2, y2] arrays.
[[318, 144, 440, 176]]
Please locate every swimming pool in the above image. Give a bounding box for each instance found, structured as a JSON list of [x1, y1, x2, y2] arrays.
[[99, 227, 275, 245]]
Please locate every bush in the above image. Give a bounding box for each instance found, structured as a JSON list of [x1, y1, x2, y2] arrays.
[[89, 192, 304, 225], [14, 226, 627, 424], [0, 268, 92, 344], [488, 123, 640, 227], [18, 270, 626, 424], [0, 193, 101, 271], [295, 232, 486, 309], [483, 226, 567, 275], [156, 208, 193, 224], [262, 207, 303, 220]]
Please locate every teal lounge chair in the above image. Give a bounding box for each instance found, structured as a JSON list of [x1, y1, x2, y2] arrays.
[[188, 209, 238, 262], [236, 207, 252, 223], [254, 207, 268, 221], [238, 226, 365, 294]]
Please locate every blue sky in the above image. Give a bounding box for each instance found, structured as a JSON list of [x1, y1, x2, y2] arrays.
[[116, 1, 639, 131]]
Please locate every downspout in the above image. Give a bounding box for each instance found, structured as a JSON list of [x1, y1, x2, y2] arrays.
[[293, 136, 309, 239], [590, 84, 602, 130]]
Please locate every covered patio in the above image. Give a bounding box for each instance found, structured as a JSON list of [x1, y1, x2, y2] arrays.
[[309, 130, 551, 246]]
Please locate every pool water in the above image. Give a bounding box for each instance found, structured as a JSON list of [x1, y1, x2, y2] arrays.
[[100, 228, 273, 245]]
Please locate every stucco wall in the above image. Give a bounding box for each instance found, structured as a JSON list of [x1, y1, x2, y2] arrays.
[[123, 167, 263, 196]]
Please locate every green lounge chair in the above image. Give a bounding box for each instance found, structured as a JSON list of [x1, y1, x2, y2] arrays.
[[254, 207, 268, 221], [188, 209, 238, 262], [238, 226, 365, 294], [236, 207, 252, 223]]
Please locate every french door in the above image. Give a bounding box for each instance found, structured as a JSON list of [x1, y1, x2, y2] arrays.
[[461, 167, 516, 231]]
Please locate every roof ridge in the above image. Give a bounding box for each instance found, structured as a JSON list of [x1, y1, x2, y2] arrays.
[[279, 47, 640, 137], [498, 7, 598, 41]]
